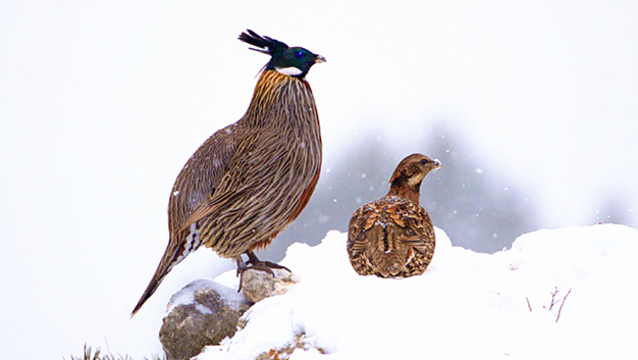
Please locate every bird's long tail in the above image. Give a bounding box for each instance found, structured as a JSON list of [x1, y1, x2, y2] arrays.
[[131, 239, 187, 317]]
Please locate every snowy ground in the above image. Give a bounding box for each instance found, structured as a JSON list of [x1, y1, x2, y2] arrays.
[[196, 224, 638, 359]]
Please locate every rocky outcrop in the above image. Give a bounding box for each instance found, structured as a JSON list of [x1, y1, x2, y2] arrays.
[[160, 269, 299, 360], [159, 279, 249, 360]]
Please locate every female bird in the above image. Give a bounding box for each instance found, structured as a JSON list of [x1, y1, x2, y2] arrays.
[[347, 154, 441, 278], [132, 30, 325, 315]]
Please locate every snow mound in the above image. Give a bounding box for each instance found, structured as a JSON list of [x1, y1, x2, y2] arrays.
[[199, 224, 638, 359]]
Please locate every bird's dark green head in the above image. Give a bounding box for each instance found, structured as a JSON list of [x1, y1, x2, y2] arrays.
[[239, 29, 325, 79]]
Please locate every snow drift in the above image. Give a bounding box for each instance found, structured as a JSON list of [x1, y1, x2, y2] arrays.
[[197, 224, 638, 359]]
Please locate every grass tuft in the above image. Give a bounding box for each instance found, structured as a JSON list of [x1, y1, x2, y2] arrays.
[[66, 344, 164, 360]]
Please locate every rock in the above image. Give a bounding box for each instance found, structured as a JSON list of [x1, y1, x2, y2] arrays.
[[160, 270, 301, 360], [241, 268, 300, 304], [159, 279, 250, 360]]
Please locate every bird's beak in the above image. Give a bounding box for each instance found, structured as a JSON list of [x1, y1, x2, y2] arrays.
[[314, 55, 326, 64], [433, 159, 442, 168]]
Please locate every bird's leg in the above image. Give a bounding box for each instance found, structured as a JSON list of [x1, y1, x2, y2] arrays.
[[235, 256, 248, 292], [236, 256, 247, 276]]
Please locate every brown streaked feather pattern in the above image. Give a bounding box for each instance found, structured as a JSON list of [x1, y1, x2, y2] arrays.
[[347, 154, 440, 278], [195, 71, 322, 256], [132, 70, 322, 315]]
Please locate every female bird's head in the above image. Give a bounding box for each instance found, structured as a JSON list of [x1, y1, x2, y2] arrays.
[[239, 29, 325, 79], [390, 153, 442, 190]]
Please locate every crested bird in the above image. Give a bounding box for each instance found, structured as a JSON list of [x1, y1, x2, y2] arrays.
[[347, 154, 441, 278], [132, 30, 325, 315]]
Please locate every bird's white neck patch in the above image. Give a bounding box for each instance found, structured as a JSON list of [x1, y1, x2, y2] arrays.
[[408, 174, 425, 187], [275, 66, 303, 76]]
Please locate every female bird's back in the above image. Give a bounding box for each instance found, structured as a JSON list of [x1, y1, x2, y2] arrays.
[[348, 154, 441, 278]]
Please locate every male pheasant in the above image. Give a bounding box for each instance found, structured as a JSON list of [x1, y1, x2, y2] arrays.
[[347, 154, 441, 278], [132, 30, 325, 315]]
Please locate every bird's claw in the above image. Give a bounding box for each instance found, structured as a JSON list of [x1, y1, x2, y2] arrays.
[[236, 252, 291, 292]]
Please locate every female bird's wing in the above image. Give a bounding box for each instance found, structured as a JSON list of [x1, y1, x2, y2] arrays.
[[347, 204, 380, 254], [347, 205, 381, 276], [393, 203, 435, 255]]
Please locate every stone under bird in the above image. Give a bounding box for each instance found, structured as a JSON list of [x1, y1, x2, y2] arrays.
[[347, 154, 441, 278], [132, 30, 325, 315]]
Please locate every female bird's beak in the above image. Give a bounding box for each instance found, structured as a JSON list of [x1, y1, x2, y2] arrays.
[[433, 159, 442, 168], [314, 55, 326, 64]]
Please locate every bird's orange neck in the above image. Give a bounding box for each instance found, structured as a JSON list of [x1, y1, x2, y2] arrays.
[[244, 70, 317, 126]]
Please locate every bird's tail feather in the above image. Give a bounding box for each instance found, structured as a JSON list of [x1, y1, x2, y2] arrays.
[[238, 29, 288, 55], [130, 240, 185, 317]]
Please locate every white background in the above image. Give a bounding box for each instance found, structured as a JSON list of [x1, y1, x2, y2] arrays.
[[1, 1, 637, 358]]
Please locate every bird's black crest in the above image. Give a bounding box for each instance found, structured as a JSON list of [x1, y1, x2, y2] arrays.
[[238, 29, 289, 56]]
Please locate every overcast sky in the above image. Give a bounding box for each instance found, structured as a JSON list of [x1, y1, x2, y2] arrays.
[[1, 1, 637, 359]]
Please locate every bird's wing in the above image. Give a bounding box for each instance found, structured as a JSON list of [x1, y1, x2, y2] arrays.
[[392, 203, 435, 254], [179, 130, 261, 231], [347, 204, 379, 253], [168, 124, 246, 234]]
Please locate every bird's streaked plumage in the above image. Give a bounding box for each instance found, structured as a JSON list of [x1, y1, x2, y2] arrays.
[[347, 154, 441, 278], [132, 30, 325, 315]]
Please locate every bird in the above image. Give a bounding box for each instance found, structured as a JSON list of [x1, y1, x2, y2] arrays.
[[347, 154, 441, 278], [132, 30, 325, 315]]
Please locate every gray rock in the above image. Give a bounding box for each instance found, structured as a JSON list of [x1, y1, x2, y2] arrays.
[[159, 279, 250, 360], [241, 268, 300, 304]]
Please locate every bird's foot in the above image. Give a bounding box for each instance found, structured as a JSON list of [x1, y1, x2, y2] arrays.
[[250, 260, 291, 274], [245, 251, 291, 273], [235, 252, 291, 292]]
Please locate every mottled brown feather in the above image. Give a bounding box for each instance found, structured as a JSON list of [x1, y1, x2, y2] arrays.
[[347, 154, 440, 278]]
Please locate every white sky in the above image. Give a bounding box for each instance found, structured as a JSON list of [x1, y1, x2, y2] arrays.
[[1, 1, 637, 359]]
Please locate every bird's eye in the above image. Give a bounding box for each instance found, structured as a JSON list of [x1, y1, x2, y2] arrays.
[[419, 159, 427, 165], [295, 51, 305, 59]]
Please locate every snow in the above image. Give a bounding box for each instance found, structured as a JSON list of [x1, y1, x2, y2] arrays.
[[198, 224, 638, 359]]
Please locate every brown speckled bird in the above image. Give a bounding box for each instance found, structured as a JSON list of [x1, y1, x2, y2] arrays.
[[132, 30, 325, 315], [347, 154, 441, 278]]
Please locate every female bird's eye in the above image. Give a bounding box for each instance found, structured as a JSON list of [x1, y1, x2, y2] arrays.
[[295, 51, 305, 59], [419, 159, 427, 165]]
